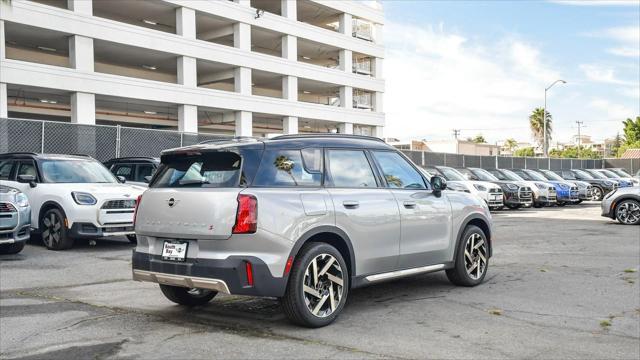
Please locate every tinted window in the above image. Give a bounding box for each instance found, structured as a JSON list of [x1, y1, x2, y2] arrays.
[[0, 161, 14, 180], [488, 170, 508, 180], [372, 151, 426, 189], [17, 161, 38, 179], [112, 164, 135, 181], [561, 171, 576, 180], [136, 164, 156, 182], [253, 149, 321, 187], [326, 150, 377, 188], [153, 152, 242, 188]]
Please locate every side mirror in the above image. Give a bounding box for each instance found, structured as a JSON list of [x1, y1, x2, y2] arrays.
[[430, 175, 447, 194], [144, 176, 152, 184], [17, 174, 37, 188], [117, 176, 126, 183]]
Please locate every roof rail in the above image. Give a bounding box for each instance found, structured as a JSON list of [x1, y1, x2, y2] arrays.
[[107, 156, 157, 160], [0, 152, 38, 156], [270, 133, 386, 143], [198, 136, 261, 144]]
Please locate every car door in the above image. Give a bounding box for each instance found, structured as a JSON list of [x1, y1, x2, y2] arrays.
[[370, 150, 452, 269], [324, 149, 401, 276]]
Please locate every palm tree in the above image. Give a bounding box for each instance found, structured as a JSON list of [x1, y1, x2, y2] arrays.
[[274, 155, 298, 185], [529, 107, 552, 150], [504, 138, 518, 153]]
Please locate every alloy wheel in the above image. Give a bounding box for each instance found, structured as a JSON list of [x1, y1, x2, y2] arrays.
[[592, 187, 603, 201], [42, 212, 62, 248], [464, 233, 487, 280], [302, 253, 344, 318], [616, 201, 640, 225]]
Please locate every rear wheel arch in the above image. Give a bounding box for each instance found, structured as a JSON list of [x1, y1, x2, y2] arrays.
[[287, 226, 356, 284]]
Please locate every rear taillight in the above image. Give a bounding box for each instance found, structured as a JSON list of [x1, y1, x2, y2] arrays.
[[133, 194, 142, 227], [232, 194, 257, 234]]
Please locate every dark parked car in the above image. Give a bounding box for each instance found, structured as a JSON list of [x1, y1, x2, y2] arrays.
[[606, 168, 639, 186], [104, 157, 159, 186], [457, 167, 532, 209], [554, 169, 617, 201], [589, 169, 636, 188]]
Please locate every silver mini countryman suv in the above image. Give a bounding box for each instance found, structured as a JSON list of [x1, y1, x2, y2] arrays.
[[132, 135, 493, 327]]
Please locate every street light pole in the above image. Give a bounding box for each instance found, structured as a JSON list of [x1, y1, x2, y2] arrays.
[[543, 79, 566, 157]]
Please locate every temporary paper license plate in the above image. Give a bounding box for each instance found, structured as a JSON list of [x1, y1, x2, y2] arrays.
[[162, 240, 188, 262]]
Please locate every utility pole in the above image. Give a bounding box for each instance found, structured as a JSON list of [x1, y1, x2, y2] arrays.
[[543, 80, 567, 157], [452, 129, 460, 139], [576, 120, 584, 158]]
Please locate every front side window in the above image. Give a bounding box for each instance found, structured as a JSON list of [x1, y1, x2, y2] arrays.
[[0, 161, 14, 180], [326, 150, 377, 188], [372, 151, 426, 189], [112, 164, 135, 181], [41, 159, 118, 183], [153, 152, 242, 188], [136, 164, 156, 182], [17, 161, 38, 179], [253, 149, 322, 187]]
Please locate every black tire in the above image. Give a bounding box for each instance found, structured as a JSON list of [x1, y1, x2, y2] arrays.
[[40, 208, 74, 250], [592, 186, 604, 201], [282, 242, 349, 328], [575, 200, 583, 204], [505, 203, 521, 210], [446, 225, 489, 287], [159, 285, 217, 306], [615, 199, 640, 225], [533, 202, 543, 208], [126, 234, 137, 244], [493, 206, 504, 211], [0, 241, 25, 255], [556, 201, 566, 207]]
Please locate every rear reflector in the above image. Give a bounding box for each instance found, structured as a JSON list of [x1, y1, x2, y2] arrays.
[[232, 194, 257, 234], [284, 256, 294, 275], [245, 261, 254, 286]]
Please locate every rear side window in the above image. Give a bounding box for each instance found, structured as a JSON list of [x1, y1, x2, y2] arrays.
[[153, 152, 242, 188], [326, 150, 377, 188], [136, 164, 156, 182], [371, 151, 426, 189], [253, 149, 322, 187]]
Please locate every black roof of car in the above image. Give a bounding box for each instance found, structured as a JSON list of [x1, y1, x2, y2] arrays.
[[104, 157, 160, 164], [0, 153, 94, 161]]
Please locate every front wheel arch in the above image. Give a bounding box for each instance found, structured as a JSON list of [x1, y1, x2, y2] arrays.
[[38, 201, 67, 232], [454, 215, 492, 262]]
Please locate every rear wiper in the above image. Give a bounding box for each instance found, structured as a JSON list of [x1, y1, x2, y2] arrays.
[[178, 180, 211, 186]]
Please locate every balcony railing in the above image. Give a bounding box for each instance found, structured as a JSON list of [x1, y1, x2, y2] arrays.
[[353, 58, 372, 75], [352, 19, 373, 41], [353, 90, 372, 109]]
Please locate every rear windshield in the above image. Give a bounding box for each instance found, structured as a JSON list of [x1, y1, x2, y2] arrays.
[[153, 152, 244, 188]]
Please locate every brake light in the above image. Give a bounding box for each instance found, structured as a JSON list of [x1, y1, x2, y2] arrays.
[[133, 194, 142, 227], [232, 194, 257, 234], [245, 261, 254, 286]]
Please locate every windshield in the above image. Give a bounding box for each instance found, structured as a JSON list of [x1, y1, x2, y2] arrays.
[[523, 170, 548, 181], [572, 169, 594, 180], [488, 170, 508, 180], [512, 169, 533, 180], [41, 159, 118, 183], [438, 167, 466, 181], [585, 169, 608, 179], [502, 169, 525, 181], [610, 169, 632, 177], [471, 168, 499, 181], [599, 169, 620, 178], [153, 152, 243, 188], [541, 170, 564, 181]]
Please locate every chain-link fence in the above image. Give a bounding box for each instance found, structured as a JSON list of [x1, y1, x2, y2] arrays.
[[1, 117, 637, 172]]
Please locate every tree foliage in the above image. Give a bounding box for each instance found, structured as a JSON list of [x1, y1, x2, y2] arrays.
[[472, 134, 486, 144], [550, 146, 601, 159], [529, 108, 552, 149], [616, 116, 640, 157], [514, 147, 535, 157], [504, 138, 518, 152]]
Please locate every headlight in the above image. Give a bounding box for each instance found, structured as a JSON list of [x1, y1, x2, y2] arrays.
[[535, 183, 547, 189], [72, 192, 97, 205], [16, 193, 30, 208], [473, 184, 487, 191], [604, 181, 613, 187], [507, 183, 518, 190]]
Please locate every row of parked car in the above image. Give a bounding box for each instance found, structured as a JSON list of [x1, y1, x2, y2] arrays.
[[1, 150, 639, 256]]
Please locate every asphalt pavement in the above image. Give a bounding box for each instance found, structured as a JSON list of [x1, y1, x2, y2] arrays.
[[1, 202, 639, 359]]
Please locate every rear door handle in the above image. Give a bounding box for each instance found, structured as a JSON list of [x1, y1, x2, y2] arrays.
[[342, 200, 359, 209], [403, 201, 417, 209]]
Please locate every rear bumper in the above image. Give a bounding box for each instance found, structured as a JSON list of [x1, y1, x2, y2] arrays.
[[132, 251, 287, 297]]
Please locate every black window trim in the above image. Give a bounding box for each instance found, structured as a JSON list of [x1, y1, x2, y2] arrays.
[[135, 163, 157, 183], [111, 163, 136, 181], [16, 159, 41, 183], [368, 149, 430, 191], [323, 147, 383, 189], [250, 147, 324, 189]]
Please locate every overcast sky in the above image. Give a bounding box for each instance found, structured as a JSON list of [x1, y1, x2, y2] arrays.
[[382, 0, 640, 145]]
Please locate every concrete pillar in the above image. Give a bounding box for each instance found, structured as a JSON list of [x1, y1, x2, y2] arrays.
[[282, 34, 297, 60], [234, 67, 252, 95], [67, 0, 92, 15], [235, 111, 252, 137], [338, 122, 353, 135], [0, 83, 7, 118], [0, 20, 5, 60], [374, 23, 384, 44], [69, 35, 94, 72], [372, 57, 383, 78], [281, 0, 297, 20], [234, 22, 251, 51], [178, 104, 198, 133], [177, 56, 197, 87], [176, 7, 196, 38], [71, 92, 95, 124], [373, 92, 383, 112], [340, 86, 353, 109], [339, 13, 352, 36], [339, 49, 352, 73], [283, 116, 298, 134], [282, 76, 297, 101], [234, 0, 251, 6], [372, 126, 384, 139]]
